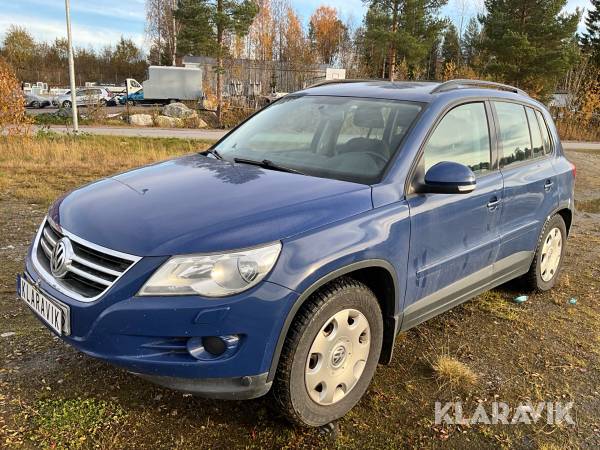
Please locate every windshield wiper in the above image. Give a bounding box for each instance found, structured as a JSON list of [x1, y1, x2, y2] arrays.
[[201, 148, 223, 160], [233, 157, 305, 175]]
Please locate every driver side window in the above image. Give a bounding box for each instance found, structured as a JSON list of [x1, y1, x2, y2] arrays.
[[423, 102, 491, 175]]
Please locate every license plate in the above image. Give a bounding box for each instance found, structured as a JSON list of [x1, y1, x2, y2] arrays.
[[17, 275, 70, 335]]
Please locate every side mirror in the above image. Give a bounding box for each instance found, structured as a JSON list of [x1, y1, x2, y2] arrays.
[[422, 161, 476, 194]]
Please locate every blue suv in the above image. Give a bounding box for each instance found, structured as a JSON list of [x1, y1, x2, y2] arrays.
[[18, 80, 575, 426]]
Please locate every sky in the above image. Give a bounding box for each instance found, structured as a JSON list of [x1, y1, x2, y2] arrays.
[[0, 0, 592, 51]]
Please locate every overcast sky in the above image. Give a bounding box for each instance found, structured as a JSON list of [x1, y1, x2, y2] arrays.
[[0, 0, 591, 50]]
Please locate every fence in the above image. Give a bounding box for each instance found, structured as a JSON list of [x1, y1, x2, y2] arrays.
[[183, 56, 330, 108]]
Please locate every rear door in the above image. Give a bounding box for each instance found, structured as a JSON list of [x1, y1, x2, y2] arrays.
[[403, 101, 504, 327], [493, 101, 559, 274]]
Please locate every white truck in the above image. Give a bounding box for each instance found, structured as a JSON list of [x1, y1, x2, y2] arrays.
[[85, 79, 142, 95]]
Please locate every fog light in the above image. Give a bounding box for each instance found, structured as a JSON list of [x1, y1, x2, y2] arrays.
[[187, 335, 240, 361], [203, 336, 227, 356]]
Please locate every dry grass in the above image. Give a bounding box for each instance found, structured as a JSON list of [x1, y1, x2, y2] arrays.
[[465, 290, 521, 321], [0, 133, 213, 205], [431, 355, 479, 389]]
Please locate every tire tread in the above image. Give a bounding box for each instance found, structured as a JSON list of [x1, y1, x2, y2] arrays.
[[272, 277, 376, 426]]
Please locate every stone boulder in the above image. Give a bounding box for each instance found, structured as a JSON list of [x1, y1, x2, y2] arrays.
[[129, 114, 153, 127], [183, 116, 208, 129], [162, 102, 198, 119], [56, 107, 72, 118], [154, 115, 184, 128]]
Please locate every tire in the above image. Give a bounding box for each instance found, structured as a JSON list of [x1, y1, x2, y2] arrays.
[[62, 100, 72, 109], [523, 214, 567, 291], [273, 277, 383, 427]]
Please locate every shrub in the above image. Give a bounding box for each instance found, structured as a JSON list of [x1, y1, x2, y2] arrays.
[[0, 57, 31, 135]]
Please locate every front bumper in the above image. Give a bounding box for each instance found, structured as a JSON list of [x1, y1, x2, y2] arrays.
[[23, 246, 298, 397]]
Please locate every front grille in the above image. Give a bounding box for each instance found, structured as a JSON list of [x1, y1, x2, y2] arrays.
[[35, 219, 139, 301]]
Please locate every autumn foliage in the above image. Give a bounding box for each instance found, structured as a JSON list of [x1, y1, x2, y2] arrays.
[[0, 57, 30, 135], [309, 6, 346, 65]]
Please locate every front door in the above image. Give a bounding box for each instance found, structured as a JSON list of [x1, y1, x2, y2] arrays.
[[403, 101, 503, 328]]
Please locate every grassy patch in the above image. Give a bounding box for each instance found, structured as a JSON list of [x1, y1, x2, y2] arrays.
[[0, 133, 213, 205], [27, 397, 126, 449], [466, 290, 521, 321], [431, 355, 478, 389], [575, 197, 600, 213], [33, 113, 92, 126]]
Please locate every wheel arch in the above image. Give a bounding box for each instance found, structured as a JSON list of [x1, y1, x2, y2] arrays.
[[267, 259, 400, 383], [556, 207, 573, 235]]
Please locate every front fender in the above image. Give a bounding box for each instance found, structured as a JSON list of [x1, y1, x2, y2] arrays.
[[266, 202, 411, 380]]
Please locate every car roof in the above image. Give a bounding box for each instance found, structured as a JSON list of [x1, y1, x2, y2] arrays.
[[296, 80, 541, 107]]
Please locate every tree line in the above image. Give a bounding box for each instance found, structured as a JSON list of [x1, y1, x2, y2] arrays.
[[1, 0, 599, 101], [0, 27, 148, 87]]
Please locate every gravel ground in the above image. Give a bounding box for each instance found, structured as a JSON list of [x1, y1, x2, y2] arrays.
[[0, 148, 599, 449]]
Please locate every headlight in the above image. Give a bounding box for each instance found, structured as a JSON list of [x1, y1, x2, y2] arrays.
[[138, 242, 282, 297]]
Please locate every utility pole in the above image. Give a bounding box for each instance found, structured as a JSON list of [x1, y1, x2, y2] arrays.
[[65, 0, 79, 132]]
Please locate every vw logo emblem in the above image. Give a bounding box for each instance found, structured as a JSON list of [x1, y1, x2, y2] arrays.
[[51, 237, 73, 278], [331, 345, 347, 368]]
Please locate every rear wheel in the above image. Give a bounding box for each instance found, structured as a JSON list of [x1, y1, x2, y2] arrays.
[[273, 278, 383, 427], [524, 214, 567, 291], [62, 100, 72, 109]]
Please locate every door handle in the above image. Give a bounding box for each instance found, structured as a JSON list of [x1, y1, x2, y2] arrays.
[[487, 197, 501, 210], [544, 179, 554, 192]]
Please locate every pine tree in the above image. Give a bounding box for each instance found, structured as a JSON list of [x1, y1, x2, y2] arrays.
[[175, 0, 258, 124], [581, 0, 600, 66], [441, 23, 461, 66], [462, 17, 481, 67], [479, 0, 580, 98], [363, 0, 447, 80]]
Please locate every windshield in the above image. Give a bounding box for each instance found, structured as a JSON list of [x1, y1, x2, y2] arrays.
[[214, 95, 423, 184]]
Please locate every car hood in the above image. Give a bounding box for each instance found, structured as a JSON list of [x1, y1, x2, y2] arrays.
[[49, 154, 373, 256]]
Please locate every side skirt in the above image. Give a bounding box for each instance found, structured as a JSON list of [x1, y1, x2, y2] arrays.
[[400, 251, 532, 331]]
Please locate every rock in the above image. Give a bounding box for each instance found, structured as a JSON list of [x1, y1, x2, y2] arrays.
[[56, 107, 72, 118], [154, 115, 183, 128], [183, 116, 208, 129], [129, 114, 154, 127], [162, 102, 198, 119]]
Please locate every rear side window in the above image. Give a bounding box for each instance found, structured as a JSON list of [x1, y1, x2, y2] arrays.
[[525, 107, 544, 158], [494, 102, 532, 167], [422, 102, 491, 175], [534, 109, 553, 155]]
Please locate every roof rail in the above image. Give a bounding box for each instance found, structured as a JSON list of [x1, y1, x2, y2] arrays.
[[431, 79, 528, 96], [307, 79, 373, 88]]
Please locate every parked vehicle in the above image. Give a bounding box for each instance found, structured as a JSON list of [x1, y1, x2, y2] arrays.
[[85, 79, 142, 96], [120, 89, 145, 106], [135, 66, 203, 104], [24, 93, 51, 109], [18, 80, 575, 427], [53, 87, 114, 108]]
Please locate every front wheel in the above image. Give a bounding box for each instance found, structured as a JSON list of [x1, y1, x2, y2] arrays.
[[524, 214, 567, 291], [273, 278, 383, 427], [62, 100, 72, 108]]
